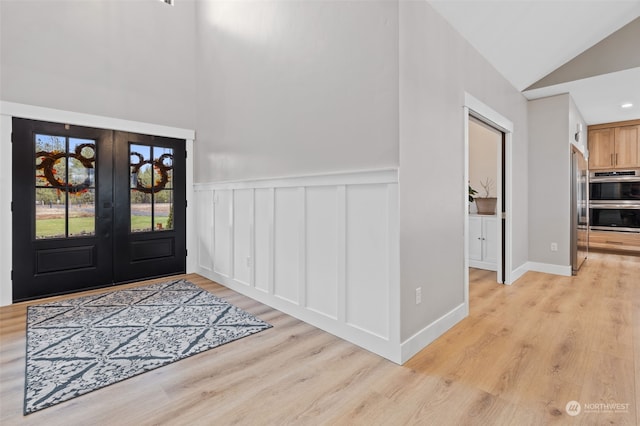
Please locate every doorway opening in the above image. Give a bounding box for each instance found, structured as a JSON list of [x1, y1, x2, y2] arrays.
[[12, 118, 187, 302], [468, 117, 502, 282], [463, 93, 515, 314]]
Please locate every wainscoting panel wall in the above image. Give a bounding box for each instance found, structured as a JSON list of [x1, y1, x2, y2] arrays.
[[194, 170, 401, 362]]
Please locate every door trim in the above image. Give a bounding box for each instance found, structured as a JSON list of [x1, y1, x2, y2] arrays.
[[0, 101, 196, 306], [463, 93, 514, 314]]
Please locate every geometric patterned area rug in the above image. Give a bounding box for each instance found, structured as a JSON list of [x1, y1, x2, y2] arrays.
[[24, 279, 271, 415]]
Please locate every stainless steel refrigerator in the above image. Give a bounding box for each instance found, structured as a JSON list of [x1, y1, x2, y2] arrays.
[[571, 146, 589, 274]]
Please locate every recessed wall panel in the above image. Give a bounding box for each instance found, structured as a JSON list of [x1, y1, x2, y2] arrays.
[[274, 187, 300, 304], [233, 189, 252, 285], [346, 184, 388, 338], [196, 190, 213, 271], [213, 189, 232, 276], [254, 189, 271, 292], [305, 186, 338, 318]]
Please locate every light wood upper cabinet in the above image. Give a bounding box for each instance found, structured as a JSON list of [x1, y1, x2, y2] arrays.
[[588, 128, 614, 169], [614, 125, 639, 168], [588, 120, 640, 170]]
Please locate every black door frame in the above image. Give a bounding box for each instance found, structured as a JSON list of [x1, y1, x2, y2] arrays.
[[11, 118, 188, 302]]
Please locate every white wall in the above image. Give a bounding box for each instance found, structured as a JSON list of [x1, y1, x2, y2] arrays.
[[0, 0, 196, 129], [528, 95, 570, 269], [399, 2, 530, 341], [193, 0, 399, 183], [528, 94, 586, 275]]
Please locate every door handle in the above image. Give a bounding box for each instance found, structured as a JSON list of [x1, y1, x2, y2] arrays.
[[615, 153, 618, 165], [611, 153, 614, 165]]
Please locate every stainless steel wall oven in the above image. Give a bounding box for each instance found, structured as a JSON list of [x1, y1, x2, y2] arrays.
[[590, 170, 640, 232]]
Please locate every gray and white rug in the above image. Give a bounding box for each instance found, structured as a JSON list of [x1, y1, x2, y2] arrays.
[[24, 279, 271, 414]]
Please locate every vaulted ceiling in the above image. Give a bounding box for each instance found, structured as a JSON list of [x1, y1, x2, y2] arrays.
[[428, 0, 640, 124]]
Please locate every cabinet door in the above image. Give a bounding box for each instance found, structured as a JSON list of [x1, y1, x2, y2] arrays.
[[483, 217, 498, 265], [588, 128, 614, 169], [614, 125, 639, 168], [468, 216, 482, 261]]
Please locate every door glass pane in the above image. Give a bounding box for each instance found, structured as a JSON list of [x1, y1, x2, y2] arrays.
[[35, 134, 66, 187], [131, 189, 152, 232], [35, 188, 66, 239], [130, 144, 152, 192], [153, 147, 173, 190], [68, 138, 95, 187], [154, 190, 173, 231], [69, 189, 95, 237]]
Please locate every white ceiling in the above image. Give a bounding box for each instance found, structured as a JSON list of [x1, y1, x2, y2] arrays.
[[428, 0, 640, 125]]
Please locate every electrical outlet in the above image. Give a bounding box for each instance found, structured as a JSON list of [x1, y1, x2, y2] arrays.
[[550, 242, 558, 252], [246, 256, 252, 267], [415, 287, 422, 305]]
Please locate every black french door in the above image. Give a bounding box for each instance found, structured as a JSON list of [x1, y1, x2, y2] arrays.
[[12, 118, 186, 302], [113, 131, 186, 283]]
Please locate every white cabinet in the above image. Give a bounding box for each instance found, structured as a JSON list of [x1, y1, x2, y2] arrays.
[[468, 214, 497, 271]]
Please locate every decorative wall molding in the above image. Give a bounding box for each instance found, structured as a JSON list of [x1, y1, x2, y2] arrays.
[[194, 168, 398, 191], [194, 169, 403, 362]]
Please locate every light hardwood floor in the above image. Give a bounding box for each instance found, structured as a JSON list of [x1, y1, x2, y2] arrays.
[[1, 251, 638, 425]]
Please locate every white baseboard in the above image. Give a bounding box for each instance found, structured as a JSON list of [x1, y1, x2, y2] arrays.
[[527, 261, 572, 277], [198, 268, 403, 364], [400, 303, 466, 364], [509, 262, 530, 283]]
